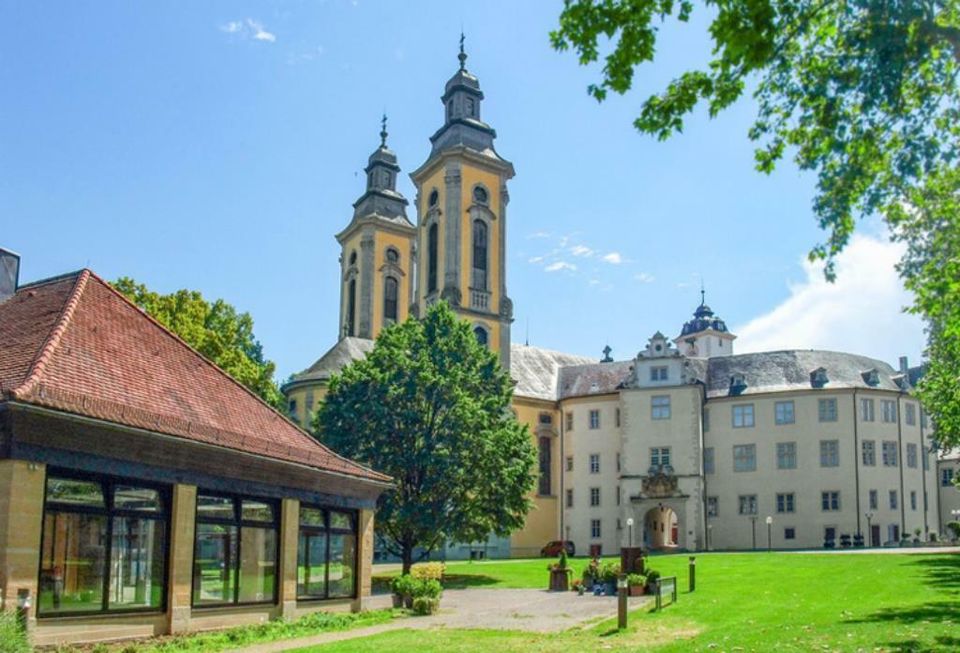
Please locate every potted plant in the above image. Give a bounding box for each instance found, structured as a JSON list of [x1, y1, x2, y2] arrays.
[[572, 579, 585, 595], [599, 561, 621, 596], [547, 551, 572, 591], [948, 521, 960, 542], [645, 569, 661, 593], [581, 557, 600, 591], [626, 573, 646, 596], [913, 527, 922, 545]]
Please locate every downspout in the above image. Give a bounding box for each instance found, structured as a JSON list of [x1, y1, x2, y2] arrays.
[[701, 384, 709, 552], [920, 403, 929, 536], [897, 394, 907, 536], [852, 391, 862, 537], [559, 404, 565, 544]]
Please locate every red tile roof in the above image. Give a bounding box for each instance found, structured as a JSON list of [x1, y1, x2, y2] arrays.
[[0, 270, 390, 484]]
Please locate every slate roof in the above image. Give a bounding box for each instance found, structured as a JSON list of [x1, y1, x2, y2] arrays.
[[286, 338, 376, 386], [558, 361, 633, 399], [0, 270, 390, 484], [511, 345, 594, 401]]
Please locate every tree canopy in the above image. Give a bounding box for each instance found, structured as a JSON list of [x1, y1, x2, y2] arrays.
[[112, 277, 284, 410], [314, 302, 536, 572], [552, 0, 960, 448]]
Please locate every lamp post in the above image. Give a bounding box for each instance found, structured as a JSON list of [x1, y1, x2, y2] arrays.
[[627, 517, 634, 547], [865, 512, 874, 547], [765, 516, 773, 552], [750, 515, 757, 550]]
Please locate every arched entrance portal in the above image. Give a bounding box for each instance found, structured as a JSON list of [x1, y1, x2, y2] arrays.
[[643, 505, 679, 550]]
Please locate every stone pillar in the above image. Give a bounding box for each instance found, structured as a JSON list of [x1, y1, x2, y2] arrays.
[[279, 498, 300, 620], [167, 484, 197, 634], [351, 509, 375, 612], [0, 460, 45, 637]]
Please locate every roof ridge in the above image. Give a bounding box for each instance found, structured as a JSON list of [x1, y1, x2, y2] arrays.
[[12, 270, 91, 400]]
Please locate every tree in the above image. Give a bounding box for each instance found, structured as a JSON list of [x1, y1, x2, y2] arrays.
[[552, 0, 960, 446], [314, 302, 536, 573], [112, 277, 284, 410]]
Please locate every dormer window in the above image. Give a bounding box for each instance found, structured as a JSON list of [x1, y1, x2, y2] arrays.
[[861, 369, 880, 386], [730, 374, 747, 396], [810, 367, 829, 388]]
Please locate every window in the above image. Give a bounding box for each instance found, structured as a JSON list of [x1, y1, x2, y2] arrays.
[[707, 496, 719, 517], [616, 486, 621, 505], [566, 456, 573, 472], [288, 399, 298, 419], [473, 325, 488, 346], [776, 493, 795, 513], [906, 443, 918, 468], [703, 408, 710, 432], [297, 507, 358, 600], [881, 400, 897, 423], [777, 442, 797, 470], [784, 527, 796, 540], [471, 219, 488, 289], [819, 398, 838, 422], [889, 490, 898, 510], [775, 401, 795, 425], [566, 489, 574, 508], [821, 491, 840, 511], [39, 472, 168, 616], [732, 404, 755, 428], [888, 524, 900, 543], [650, 366, 668, 381], [738, 495, 758, 515], [820, 440, 840, 467], [590, 487, 600, 507], [193, 494, 278, 606], [589, 454, 600, 474], [615, 408, 621, 428], [589, 409, 600, 429], [538, 436, 552, 496], [346, 278, 357, 336], [860, 398, 875, 422], [383, 277, 398, 323], [565, 412, 573, 431], [616, 453, 621, 472], [428, 189, 439, 207], [733, 444, 756, 472], [923, 449, 929, 471], [869, 489, 878, 510], [427, 223, 438, 293], [385, 247, 399, 264], [590, 519, 601, 539], [905, 403, 917, 426], [472, 185, 488, 204], [305, 391, 314, 414], [862, 440, 876, 466], [882, 441, 898, 467], [704, 447, 715, 474], [651, 395, 671, 420], [825, 526, 837, 542], [651, 447, 671, 468], [943, 468, 955, 487], [910, 490, 917, 511], [538, 412, 553, 425]]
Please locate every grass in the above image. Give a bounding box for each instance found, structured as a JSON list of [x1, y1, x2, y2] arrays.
[[323, 551, 960, 652]]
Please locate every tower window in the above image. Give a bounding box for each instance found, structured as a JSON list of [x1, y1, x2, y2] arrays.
[[385, 247, 399, 264], [427, 223, 438, 293], [346, 278, 357, 337], [473, 325, 488, 346], [383, 277, 398, 323], [349, 251, 357, 266], [466, 97, 476, 117], [428, 189, 439, 208], [447, 100, 454, 120], [471, 219, 488, 289], [473, 185, 488, 204]]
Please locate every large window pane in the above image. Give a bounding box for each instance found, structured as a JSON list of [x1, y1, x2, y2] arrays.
[[109, 517, 165, 609], [330, 511, 353, 531], [300, 507, 325, 527], [328, 533, 356, 598], [241, 500, 274, 524], [197, 495, 235, 521], [39, 512, 107, 614], [238, 527, 276, 603], [193, 523, 237, 604], [114, 486, 162, 512], [46, 477, 105, 507], [297, 531, 327, 598]]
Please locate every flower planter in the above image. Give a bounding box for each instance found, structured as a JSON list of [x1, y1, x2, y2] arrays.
[[549, 568, 571, 591], [628, 585, 645, 597], [604, 581, 617, 596]]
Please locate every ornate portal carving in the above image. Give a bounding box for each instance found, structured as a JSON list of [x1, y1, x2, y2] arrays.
[[642, 472, 679, 498]]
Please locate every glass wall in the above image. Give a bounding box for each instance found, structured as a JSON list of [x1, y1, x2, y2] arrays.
[[192, 494, 277, 606], [297, 507, 357, 600], [38, 472, 168, 616]]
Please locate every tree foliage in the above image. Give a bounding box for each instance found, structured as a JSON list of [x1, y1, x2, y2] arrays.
[[112, 277, 284, 409], [552, 0, 960, 447], [314, 302, 536, 573]]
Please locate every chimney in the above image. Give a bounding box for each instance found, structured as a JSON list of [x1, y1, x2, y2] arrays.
[[0, 248, 20, 303], [899, 356, 909, 375]]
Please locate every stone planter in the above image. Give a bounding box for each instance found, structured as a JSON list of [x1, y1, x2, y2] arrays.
[[549, 568, 571, 591], [629, 585, 645, 597]]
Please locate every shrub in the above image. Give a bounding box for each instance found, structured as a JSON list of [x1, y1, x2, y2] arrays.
[[391, 574, 416, 597], [599, 561, 621, 583], [0, 610, 29, 653], [946, 521, 960, 539], [646, 569, 661, 585], [582, 558, 600, 582], [412, 596, 440, 615], [558, 550, 569, 569], [411, 562, 445, 582], [626, 573, 646, 587], [411, 578, 443, 600]]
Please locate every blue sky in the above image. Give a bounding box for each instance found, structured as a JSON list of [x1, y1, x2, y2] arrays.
[[1, 1, 924, 379]]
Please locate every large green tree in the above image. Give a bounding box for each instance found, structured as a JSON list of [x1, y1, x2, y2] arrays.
[[112, 278, 284, 410], [314, 302, 536, 573], [552, 0, 960, 447]]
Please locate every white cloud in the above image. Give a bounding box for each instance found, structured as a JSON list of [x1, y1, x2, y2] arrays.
[[545, 261, 577, 273], [734, 234, 925, 364], [220, 21, 243, 34], [219, 18, 276, 43], [602, 252, 623, 264], [247, 19, 276, 42], [526, 231, 551, 239], [634, 272, 655, 283], [528, 256, 544, 264], [570, 245, 594, 257]]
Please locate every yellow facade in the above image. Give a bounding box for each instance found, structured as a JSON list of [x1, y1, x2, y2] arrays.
[[509, 398, 562, 558]]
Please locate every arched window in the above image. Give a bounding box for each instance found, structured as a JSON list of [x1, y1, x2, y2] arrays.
[[472, 219, 488, 289], [383, 277, 398, 323], [474, 325, 488, 346], [346, 278, 357, 337], [428, 189, 439, 208], [385, 247, 399, 264], [349, 251, 357, 266], [538, 436, 552, 496], [427, 223, 439, 294]]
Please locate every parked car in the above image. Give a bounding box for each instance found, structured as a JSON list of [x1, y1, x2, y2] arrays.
[[541, 540, 575, 557]]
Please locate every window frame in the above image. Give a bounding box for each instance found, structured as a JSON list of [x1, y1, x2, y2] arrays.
[[776, 441, 797, 470], [589, 409, 601, 430], [776, 492, 796, 514], [732, 404, 755, 428], [651, 395, 671, 420], [818, 397, 838, 422], [819, 439, 840, 467], [733, 444, 757, 472], [38, 468, 171, 618], [296, 504, 359, 602], [774, 400, 795, 425], [589, 453, 600, 474]]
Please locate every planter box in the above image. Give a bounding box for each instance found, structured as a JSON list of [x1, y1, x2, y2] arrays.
[[549, 568, 571, 591], [628, 585, 645, 597]]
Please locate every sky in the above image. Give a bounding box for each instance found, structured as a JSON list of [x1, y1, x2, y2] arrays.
[[0, 1, 925, 380]]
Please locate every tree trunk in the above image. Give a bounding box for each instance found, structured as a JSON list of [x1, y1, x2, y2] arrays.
[[401, 541, 414, 575]]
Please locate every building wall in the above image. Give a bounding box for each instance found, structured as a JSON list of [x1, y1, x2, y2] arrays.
[[939, 458, 960, 532], [284, 381, 328, 428], [509, 398, 561, 558]]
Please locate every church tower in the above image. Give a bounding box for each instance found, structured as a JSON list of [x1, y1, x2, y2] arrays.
[[410, 38, 515, 369], [335, 117, 417, 340], [673, 290, 736, 358]]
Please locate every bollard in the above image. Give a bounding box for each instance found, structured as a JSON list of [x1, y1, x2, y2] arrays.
[[617, 573, 628, 630], [689, 556, 696, 592]]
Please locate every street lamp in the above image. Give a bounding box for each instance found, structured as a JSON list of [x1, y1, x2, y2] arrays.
[[626, 517, 635, 547], [750, 515, 757, 550], [865, 512, 874, 547], [765, 516, 773, 552]]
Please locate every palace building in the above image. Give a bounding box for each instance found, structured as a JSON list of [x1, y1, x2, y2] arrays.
[[285, 47, 955, 557]]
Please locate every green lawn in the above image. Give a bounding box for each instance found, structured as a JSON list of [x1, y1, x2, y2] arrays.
[[328, 552, 960, 652]]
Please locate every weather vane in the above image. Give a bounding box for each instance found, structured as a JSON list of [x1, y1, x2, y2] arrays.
[[458, 31, 467, 71], [380, 113, 388, 147]]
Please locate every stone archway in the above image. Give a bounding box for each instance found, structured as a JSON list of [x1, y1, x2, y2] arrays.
[[643, 505, 679, 550]]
